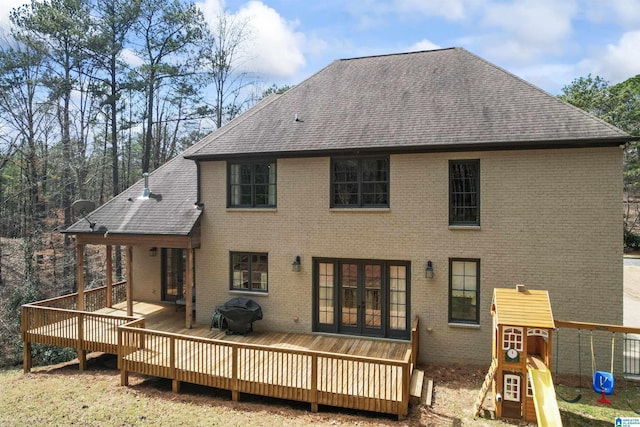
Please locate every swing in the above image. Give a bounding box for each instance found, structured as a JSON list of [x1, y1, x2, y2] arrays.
[[554, 328, 583, 403], [591, 332, 615, 404]]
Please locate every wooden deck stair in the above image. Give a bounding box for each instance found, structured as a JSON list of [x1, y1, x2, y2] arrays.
[[409, 369, 434, 407], [410, 369, 424, 404]]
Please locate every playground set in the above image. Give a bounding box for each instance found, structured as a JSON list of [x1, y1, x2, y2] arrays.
[[474, 285, 640, 426]]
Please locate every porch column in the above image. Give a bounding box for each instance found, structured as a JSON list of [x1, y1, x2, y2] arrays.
[[76, 243, 84, 311], [185, 248, 193, 329], [126, 245, 133, 316], [106, 245, 113, 308]]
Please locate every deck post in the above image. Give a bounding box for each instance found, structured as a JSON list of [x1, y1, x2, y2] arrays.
[[126, 246, 133, 316], [185, 248, 193, 329], [399, 359, 410, 421], [231, 346, 239, 401], [106, 245, 113, 308], [76, 243, 85, 311], [77, 312, 86, 370], [172, 379, 181, 393], [22, 306, 32, 373], [120, 368, 129, 386], [23, 341, 32, 373], [310, 353, 318, 413]]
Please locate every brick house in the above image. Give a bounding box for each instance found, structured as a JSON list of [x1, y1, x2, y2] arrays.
[[64, 47, 633, 367]]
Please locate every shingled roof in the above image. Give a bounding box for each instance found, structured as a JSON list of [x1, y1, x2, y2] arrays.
[[186, 47, 633, 161], [63, 145, 202, 236]]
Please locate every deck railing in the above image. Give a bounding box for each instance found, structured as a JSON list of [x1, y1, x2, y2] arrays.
[[118, 324, 413, 417], [22, 281, 132, 371], [624, 335, 640, 377], [28, 281, 127, 312]]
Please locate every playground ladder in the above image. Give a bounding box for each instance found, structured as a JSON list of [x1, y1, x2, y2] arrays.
[[474, 358, 498, 417]]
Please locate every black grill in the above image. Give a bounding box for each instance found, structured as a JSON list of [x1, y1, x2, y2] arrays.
[[214, 297, 263, 335]]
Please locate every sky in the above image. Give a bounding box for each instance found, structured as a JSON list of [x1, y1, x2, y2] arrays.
[[2, 0, 640, 95]]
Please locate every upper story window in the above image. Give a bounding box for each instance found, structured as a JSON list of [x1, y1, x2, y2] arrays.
[[331, 157, 389, 208], [449, 160, 479, 225], [230, 252, 268, 292], [228, 160, 276, 207]]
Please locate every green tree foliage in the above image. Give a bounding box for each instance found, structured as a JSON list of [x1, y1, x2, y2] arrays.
[[560, 74, 640, 245]]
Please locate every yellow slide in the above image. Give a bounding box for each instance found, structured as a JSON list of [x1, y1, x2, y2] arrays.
[[528, 366, 563, 427]]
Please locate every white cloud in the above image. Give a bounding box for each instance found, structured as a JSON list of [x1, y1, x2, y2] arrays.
[[236, 1, 306, 78], [197, 0, 225, 20], [480, 0, 577, 62], [395, 0, 471, 20], [584, 0, 640, 28], [0, 0, 30, 31], [580, 31, 640, 84], [197, 0, 307, 80], [408, 39, 442, 52], [119, 48, 144, 68]]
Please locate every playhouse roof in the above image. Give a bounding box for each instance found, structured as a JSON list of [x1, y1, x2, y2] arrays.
[[492, 287, 555, 329]]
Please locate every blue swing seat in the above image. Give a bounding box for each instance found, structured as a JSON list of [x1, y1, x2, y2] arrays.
[[593, 371, 615, 395]]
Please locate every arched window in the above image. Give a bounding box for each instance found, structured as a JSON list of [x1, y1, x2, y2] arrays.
[[527, 328, 549, 341]]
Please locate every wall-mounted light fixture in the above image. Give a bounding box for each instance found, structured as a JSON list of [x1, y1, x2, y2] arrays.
[[149, 247, 157, 257], [425, 260, 434, 279], [292, 256, 301, 272]]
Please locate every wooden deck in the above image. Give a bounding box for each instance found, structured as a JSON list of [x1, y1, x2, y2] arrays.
[[21, 283, 418, 419]]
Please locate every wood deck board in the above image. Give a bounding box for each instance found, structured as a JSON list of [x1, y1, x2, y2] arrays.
[[28, 300, 411, 362]]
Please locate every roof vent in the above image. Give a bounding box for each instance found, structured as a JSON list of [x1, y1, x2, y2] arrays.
[[516, 284, 526, 293], [138, 172, 151, 200]]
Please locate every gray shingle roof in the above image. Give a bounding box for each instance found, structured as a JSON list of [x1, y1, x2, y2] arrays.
[[64, 147, 202, 236], [186, 48, 632, 160]]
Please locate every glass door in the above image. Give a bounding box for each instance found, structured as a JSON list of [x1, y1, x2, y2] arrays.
[[338, 262, 383, 336], [162, 249, 185, 302], [314, 258, 410, 339], [340, 263, 359, 332]]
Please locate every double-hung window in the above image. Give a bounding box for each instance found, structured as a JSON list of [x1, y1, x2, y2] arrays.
[[449, 160, 479, 225], [332, 157, 389, 208], [230, 252, 268, 292], [228, 160, 276, 207], [449, 259, 480, 324]]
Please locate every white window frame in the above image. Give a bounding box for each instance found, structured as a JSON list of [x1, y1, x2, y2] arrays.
[[504, 374, 521, 402], [502, 327, 524, 351], [527, 328, 549, 340]]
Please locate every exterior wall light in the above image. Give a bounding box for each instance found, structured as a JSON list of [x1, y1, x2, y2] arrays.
[[425, 260, 434, 279], [292, 256, 301, 272], [149, 247, 158, 257]]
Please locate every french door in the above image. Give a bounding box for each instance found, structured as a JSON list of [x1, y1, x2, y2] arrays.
[[313, 258, 410, 339], [162, 249, 185, 302]]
